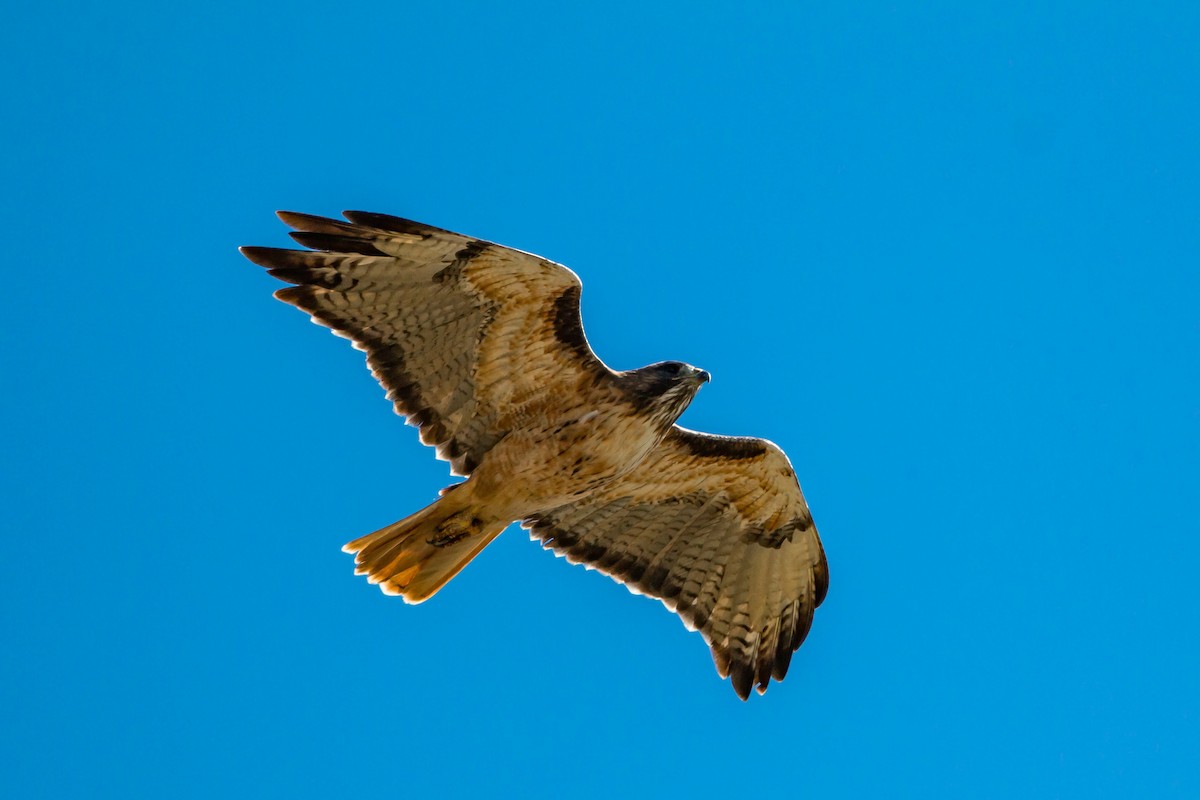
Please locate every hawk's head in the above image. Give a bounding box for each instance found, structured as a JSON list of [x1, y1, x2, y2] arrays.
[[620, 361, 711, 426]]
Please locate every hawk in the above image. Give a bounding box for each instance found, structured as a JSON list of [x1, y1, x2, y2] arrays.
[[241, 211, 828, 698]]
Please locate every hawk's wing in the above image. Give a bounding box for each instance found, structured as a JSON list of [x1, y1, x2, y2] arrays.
[[242, 211, 611, 475], [524, 427, 828, 699]]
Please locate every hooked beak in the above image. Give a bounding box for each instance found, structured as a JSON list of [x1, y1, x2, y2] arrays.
[[693, 368, 711, 385]]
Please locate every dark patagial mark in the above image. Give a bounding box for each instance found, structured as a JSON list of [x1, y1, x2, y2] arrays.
[[675, 431, 767, 461], [552, 284, 592, 361]]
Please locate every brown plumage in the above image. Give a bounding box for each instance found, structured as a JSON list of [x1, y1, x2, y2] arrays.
[[241, 210, 828, 699]]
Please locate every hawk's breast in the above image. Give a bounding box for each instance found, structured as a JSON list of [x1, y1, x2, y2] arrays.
[[471, 401, 676, 515]]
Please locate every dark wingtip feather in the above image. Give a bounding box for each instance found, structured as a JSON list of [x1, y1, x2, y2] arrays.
[[276, 210, 354, 234], [755, 651, 773, 694], [342, 210, 451, 237], [240, 246, 291, 269], [273, 285, 320, 310], [772, 618, 796, 680], [730, 661, 753, 701], [239, 247, 332, 279], [276, 210, 313, 227], [289, 231, 387, 256]]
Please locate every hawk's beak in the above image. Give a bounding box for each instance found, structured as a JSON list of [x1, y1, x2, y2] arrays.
[[695, 369, 711, 385]]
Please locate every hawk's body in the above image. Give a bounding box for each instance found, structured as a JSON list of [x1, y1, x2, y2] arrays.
[[242, 211, 828, 699]]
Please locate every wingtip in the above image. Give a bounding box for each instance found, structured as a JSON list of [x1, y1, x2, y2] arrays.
[[730, 662, 755, 700], [341, 210, 377, 227], [276, 210, 333, 231], [240, 246, 278, 267], [341, 209, 449, 237]]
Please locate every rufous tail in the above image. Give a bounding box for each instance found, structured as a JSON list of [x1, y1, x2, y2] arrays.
[[342, 492, 507, 603]]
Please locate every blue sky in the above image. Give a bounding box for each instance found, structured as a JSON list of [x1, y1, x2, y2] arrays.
[[2, 2, 1197, 797]]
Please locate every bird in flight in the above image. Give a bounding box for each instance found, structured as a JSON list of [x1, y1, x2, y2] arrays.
[[241, 211, 828, 698]]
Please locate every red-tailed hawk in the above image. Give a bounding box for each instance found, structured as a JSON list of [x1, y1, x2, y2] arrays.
[[241, 211, 828, 699]]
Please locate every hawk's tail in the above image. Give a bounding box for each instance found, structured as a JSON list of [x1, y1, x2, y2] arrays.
[[342, 492, 507, 603]]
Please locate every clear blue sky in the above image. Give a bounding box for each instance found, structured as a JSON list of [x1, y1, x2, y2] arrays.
[[2, 2, 1197, 797]]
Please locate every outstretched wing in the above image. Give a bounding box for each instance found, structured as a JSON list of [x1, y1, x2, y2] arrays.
[[524, 427, 828, 699], [242, 211, 612, 475]]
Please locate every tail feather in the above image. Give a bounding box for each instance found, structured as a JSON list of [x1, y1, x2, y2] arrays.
[[397, 528, 505, 601], [343, 495, 506, 604]]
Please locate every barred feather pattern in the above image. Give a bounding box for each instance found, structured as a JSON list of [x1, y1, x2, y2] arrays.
[[241, 211, 612, 476], [525, 427, 828, 699]]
